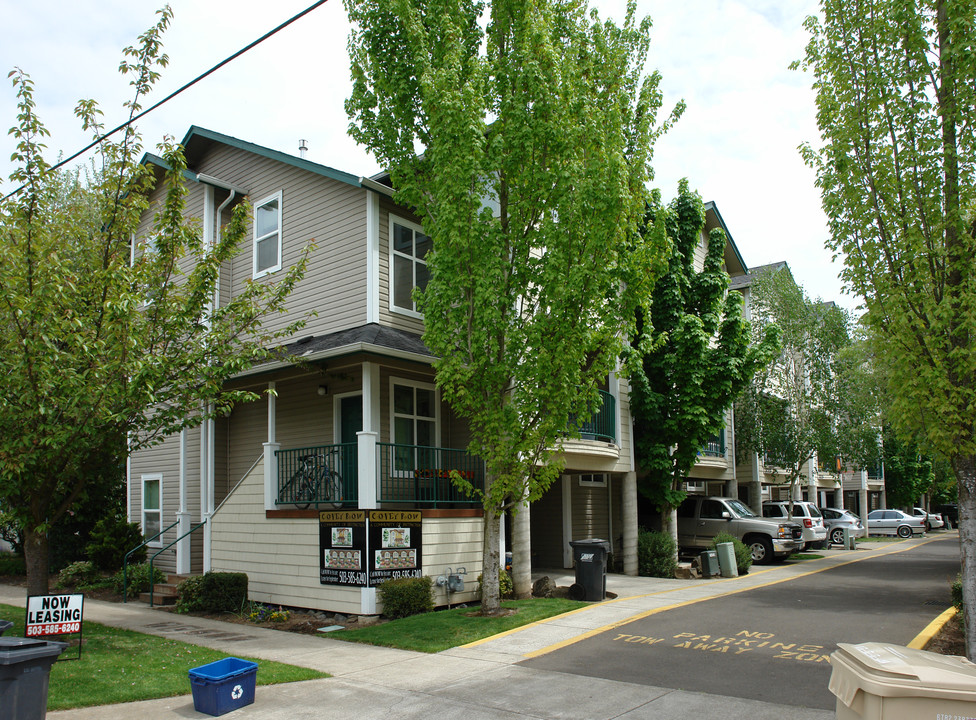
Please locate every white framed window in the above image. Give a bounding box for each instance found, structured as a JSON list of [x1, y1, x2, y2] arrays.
[[390, 378, 439, 473], [253, 191, 282, 278], [684, 480, 705, 493], [579, 474, 607, 488], [141, 474, 162, 547], [389, 215, 430, 316]]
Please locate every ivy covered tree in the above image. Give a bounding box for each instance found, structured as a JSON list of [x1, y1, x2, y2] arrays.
[[345, 0, 679, 610], [796, 0, 976, 657], [629, 181, 779, 549], [0, 8, 307, 595]]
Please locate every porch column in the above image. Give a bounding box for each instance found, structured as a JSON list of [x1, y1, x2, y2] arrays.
[[176, 429, 191, 575], [561, 475, 572, 568], [360, 362, 381, 615], [750, 453, 763, 513], [512, 498, 531, 598], [858, 470, 869, 529], [264, 382, 279, 512], [622, 471, 638, 576]]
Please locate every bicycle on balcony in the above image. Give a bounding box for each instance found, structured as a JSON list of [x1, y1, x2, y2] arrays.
[[289, 454, 343, 509]]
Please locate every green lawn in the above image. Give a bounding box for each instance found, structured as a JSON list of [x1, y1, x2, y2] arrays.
[[0, 604, 327, 711], [333, 598, 587, 653]]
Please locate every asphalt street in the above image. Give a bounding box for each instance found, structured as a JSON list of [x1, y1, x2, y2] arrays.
[[521, 535, 960, 710]]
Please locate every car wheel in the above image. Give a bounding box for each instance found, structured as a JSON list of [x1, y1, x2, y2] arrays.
[[830, 528, 845, 545], [897, 525, 912, 538], [749, 537, 774, 565]]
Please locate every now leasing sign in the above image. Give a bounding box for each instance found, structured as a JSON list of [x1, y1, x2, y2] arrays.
[[26, 594, 84, 637]]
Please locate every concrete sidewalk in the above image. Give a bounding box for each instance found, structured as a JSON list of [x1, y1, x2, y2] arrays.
[[3, 540, 938, 720]]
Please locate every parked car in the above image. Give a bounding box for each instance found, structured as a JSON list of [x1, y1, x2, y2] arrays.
[[677, 495, 802, 565], [820, 507, 866, 545], [911, 507, 945, 531], [762, 501, 828, 550], [867, 509, 926, 538], [934, 503, 958, 528]]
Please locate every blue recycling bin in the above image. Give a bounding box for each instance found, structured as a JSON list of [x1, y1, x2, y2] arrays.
[[188, 657, 258, 716]]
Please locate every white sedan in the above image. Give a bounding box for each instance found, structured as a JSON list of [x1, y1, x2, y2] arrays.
[[912, 507, 945, 530], [867, 509, 926, 538]]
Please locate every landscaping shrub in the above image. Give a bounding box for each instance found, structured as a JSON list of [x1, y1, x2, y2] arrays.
[[637, 529, 678, 578], [477, 569, 514, 600], [952, 574, 963, 609], [86, 516, 146, 571], [56, 560, 99, 589], [378, 576, 434, 619], [0, 555, 25, 576], [176, 572, 249, 613], [711, 532, 753, 574], [114, 562, 165, 598]]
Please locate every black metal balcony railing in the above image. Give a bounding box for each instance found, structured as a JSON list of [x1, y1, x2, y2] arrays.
[[569, 389, 616, 443], [699, 432, 725, 458], [277, 444, 358, 507], [378, 443, 485, 506]]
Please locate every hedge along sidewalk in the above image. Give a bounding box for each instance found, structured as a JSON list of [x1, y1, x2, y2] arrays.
[[0, 602, 326, 711]]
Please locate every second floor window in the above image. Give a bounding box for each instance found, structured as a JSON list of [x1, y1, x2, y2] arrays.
[[254, 191, 282, 277], [390, 217, 430, 315]]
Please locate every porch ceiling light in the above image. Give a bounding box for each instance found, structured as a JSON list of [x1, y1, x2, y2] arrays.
[[317, 385, 328, 396]]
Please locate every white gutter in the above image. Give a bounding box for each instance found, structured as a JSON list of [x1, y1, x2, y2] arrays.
[[359, 176, 394, 197]]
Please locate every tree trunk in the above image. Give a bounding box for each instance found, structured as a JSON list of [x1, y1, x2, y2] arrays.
[[511, 500, 532, 599], [663, 506, 678, 565], [481, 511, 502, 615], [24, 526, 50, 597], [952, 455, 976, 661]]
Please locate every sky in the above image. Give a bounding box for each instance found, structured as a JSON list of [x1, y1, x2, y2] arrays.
[[0, 0, 858, 311]]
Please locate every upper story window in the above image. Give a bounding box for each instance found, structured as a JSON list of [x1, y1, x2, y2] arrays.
[[390, 216, 430, 316], [254, 191, 282, 278]]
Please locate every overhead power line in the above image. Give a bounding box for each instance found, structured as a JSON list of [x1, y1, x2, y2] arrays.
[[3, 0, 331, 201]]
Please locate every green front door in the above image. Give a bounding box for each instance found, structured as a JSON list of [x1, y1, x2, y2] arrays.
[[339, 395, 362, 501]]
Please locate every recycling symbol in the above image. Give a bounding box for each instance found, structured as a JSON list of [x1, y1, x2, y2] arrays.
[[231, 684, 244, 700]]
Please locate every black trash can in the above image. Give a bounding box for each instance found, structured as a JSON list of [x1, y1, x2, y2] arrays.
[[0, 637, 67, 720], [569, 538, 611, 601]]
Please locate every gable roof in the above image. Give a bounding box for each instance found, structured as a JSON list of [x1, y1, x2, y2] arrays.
[[703, 201, 748, 277], [728, 261, 791, 291]]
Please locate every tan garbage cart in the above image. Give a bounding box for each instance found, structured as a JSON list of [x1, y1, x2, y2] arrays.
[[830, 641, 976, 720]]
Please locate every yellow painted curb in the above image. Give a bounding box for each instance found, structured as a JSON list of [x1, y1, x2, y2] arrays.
[[908, 605, 958, 650]]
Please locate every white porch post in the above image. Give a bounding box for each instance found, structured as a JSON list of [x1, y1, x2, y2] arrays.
[[561, 475, 573, 568], [361, 362, 381, 614], [264, 382, 279, 512], [622, 470, 637, 576], [859, 470, 869, 529], [200, 408, 211, 572], [176, 429, 191, 575]]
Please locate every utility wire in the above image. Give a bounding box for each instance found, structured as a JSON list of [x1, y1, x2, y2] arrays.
[[3, 0, 330, 201]]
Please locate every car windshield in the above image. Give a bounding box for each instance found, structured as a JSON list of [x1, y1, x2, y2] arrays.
[[726, 499, 756, 518]]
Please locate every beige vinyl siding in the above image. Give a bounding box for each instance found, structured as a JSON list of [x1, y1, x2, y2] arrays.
[[377, 198, 425, 336], [192, 144, 370, 340], [612, 375, 634, 474], [210, 458, 483, 612], [692, 228, 709, 271], [128, 425, 203, 574], [423, 518, 482, 606]]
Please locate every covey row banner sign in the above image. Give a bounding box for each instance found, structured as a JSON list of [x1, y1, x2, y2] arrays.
[[26, 593, 84, 637]]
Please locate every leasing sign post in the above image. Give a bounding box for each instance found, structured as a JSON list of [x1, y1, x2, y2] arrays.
[[25, 593, 84, 660]]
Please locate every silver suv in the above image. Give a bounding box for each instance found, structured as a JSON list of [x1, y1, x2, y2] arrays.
[[677, 496, 802, 564], [762, 501, 828, 550]]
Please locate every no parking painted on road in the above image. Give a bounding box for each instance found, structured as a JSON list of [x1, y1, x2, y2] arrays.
[[612, 629, 832, 664]]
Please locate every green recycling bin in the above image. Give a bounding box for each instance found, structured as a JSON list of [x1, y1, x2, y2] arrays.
[[569, 538, 611, 601], [0, 637, 67, 720]]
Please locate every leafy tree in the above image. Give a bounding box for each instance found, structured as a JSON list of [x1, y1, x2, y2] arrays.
[[796, 0, 976, 658], [881, 424, 934, 509], [345, 0, 679, 611], [735, 270, 880, 503], [0, 9, 307, 595], [628, 181, 779, 549]]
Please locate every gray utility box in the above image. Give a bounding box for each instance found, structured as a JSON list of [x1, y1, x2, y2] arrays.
[[699, 550, 720, 578], [830, 642, 976, 720], [0, 636, 67, 720], [569, 538, 611, 601]]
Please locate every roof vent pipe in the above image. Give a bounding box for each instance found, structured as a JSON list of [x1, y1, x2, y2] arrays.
[[299, 139, 308, 159]]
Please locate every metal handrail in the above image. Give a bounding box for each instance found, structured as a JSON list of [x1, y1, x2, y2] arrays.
[[147, 519, 208, 607], [122, 519, 179, 603]]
